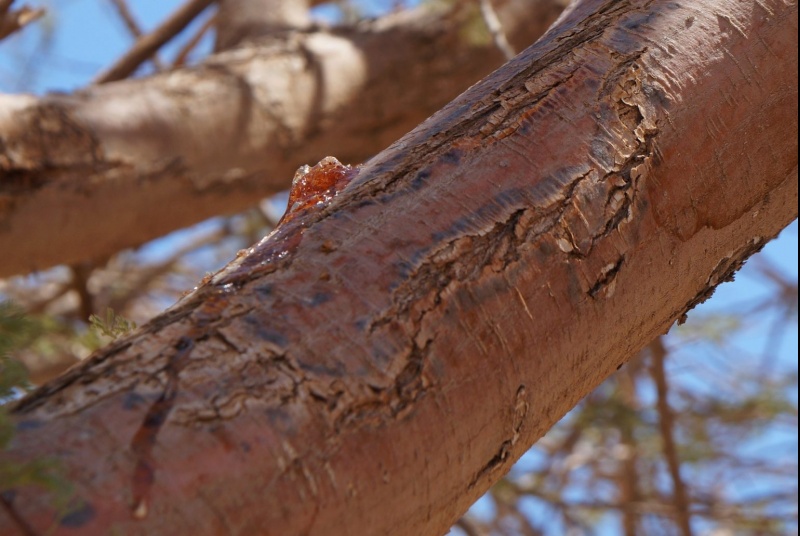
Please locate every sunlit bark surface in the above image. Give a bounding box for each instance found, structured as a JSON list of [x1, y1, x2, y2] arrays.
[[0, 0, 796, 535]]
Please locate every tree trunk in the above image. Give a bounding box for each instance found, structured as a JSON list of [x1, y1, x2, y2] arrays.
[[1, 0, 797, 535], [0, 0, 566, 277]]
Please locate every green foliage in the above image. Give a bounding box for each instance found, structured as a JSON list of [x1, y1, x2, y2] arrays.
[[422, 0, 492, 47], [0, 301, 73, 513], [457, 2, 492, 48], [0, 301, 40, 399], [89, 307, 137, 340], [0, 356, 29, 403]]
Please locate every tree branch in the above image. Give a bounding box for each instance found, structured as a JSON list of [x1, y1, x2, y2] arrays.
[[0, 1, 796, 534], [616, 367, 642, 536], [0, 0, 43, 42], [479, 0, 516, 60], [107, 0, 166, 72], [214, 0, 311, 51], [0, 0, 566, 277], [93, 0, 216, 84], [70, 262, 96, 321], [172, 12, 217, 66], [650, 338, 694, 536]]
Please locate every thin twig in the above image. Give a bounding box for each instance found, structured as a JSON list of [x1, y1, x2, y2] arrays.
[[172, 11, 216, 67], [0, 2, 44, 42], [108, 0, 165, 71], [108, 0, 144, 37], [94, 0, 215, 84], [71, 262, 96, 321], [650, 337, 694, 536], [478, 0, 515, 60], [454, 517, 483, 536], [617, 367, 642, 536]]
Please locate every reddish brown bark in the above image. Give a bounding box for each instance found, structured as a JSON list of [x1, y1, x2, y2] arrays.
[[1, 0, 797, 535]]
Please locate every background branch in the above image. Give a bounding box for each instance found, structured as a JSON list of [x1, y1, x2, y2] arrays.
[[107, 0, 166, 71], [94, 0, 215, 83], [479, 0, 515, 60], [0, 0, 43, 42], [650, 338, 694, 536]]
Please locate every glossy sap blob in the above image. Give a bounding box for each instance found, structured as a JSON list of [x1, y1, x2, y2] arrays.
[[280, 156, 359, 224], [212, 157, 359, 285]]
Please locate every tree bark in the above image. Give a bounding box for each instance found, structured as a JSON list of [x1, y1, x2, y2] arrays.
[[215, 0, 311, 51], [0, 0, 566, 277], [1, 0, 797, 535]]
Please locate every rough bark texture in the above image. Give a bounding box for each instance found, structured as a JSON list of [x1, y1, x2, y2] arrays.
[[1, 0, 797, 535], [0, 0, 567, 277]]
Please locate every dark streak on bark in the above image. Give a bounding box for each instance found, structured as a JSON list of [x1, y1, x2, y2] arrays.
[[129, 336, 194, 515], [123, 288, 247, 513], [0, 492, 39, 536]]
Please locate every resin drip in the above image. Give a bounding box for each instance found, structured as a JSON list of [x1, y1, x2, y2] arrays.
[[281, 156, 360, 224]]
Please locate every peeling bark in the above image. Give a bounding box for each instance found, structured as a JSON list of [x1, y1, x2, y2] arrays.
[[1, 0, 797, 535], [0, 0, 566, 277]]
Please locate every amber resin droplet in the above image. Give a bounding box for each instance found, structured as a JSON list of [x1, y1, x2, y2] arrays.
[[281, 156, 359, 224]]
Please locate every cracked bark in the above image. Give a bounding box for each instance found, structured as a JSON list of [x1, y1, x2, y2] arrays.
[[1, 0, 797, 535], [0, 0, 567, 278]]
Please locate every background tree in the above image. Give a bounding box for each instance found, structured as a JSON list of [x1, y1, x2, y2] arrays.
[[0, 1, 797, 534]]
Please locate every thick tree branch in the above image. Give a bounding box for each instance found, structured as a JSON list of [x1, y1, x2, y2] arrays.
[[0, 1, 796, 534], [0, 0, 566, 278], [214, 0, 311, 51]]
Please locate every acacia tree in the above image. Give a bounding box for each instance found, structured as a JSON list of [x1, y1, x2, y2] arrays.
[[0, 0, 797, 535]]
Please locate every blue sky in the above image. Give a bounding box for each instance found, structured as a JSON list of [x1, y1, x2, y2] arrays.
[[0, 0, 406, 92]]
